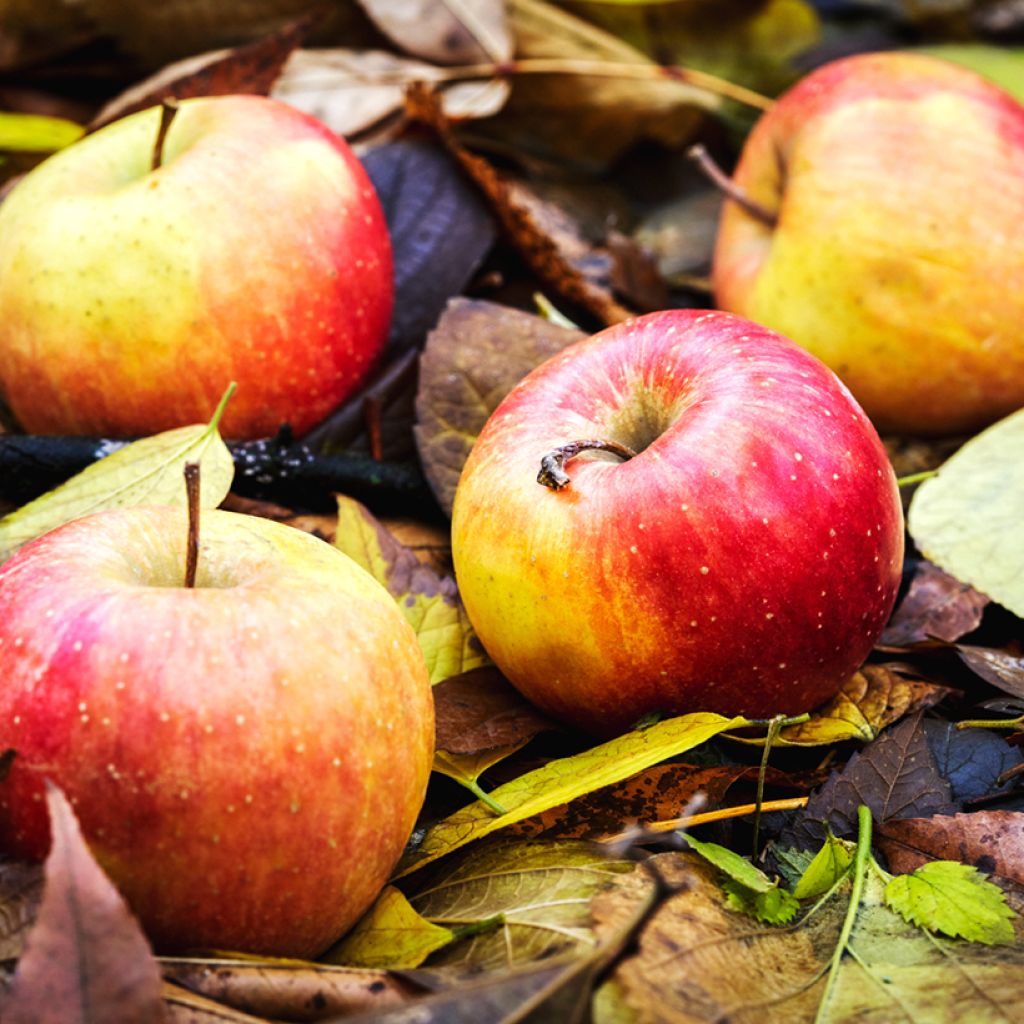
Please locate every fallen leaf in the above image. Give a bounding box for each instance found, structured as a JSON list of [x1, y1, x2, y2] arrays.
[[3, 784, 164, 1024], [885, 860, 1015, 944], [594, 853, 1024, 1023], [633, 188, 722, 281], [326, 887, 456, 969], [791, 833, 855, 900], [923, 719, 1024, 803], [161, 957, 421, 1020], [405, 84, 635, 326], [730, 665, 952, 747], [956, 643, 1024, 700], [162, 980, 271, 1022], [409, 840, 654, 972], [89, 18, 312, 130], [908, 406, 1024, 617], [0, 398, 234, 564], [0, 861, 43, 960], [780, 714, 955, 850], [272, 48, 509, 140], [395, 713, 747, 878], [878, 811, 1024, 886], [357, 0, 511, 64], [334, 494, 488, 683], [879, 560, 989, 646], [917, 44, 1024, 101], [363, 142, 497, 356], [414, 298, 583, 514], [0, 111, 82, 151]]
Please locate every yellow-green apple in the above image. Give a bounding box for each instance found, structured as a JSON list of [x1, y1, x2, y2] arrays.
[[451, 309, 903, 736], [0, 506, 433, 957], [0, 95, 392, 439], [712, 51, 1024, 436]]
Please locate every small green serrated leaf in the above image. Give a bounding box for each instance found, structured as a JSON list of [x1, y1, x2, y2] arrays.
[[722, 879, 800, 925], [324, 886, 455, 969], [793, 833, 855, 900], [682, 833, 775, 894], [884, 861, 1016, 945], [0, 387, 235, 563], [0, 112, 84, 153]]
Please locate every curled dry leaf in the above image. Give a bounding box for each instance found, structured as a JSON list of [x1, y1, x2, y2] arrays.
[[89, 17, 311, 130], [405, 84, 635, 327], [879, 560, 989, 647], [878, 811, 1024, 886], [162, 957, 421, 1020], [414, 298, 584, 514], [357, 0, 511, 64], [272, 48, 509, 141], [781, 714, 955, 851], [956, 643, 1024, 701], [3, 785, 164, 1024], [395, 713, 746, 879], [908, 405, 1024, 617], [594, 853, 1024, 1024], [334, 494, 488, 684], [729, 665, 953, 747], [363, 142, 497, 356]]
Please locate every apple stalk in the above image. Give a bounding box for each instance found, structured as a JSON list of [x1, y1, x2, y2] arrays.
[[150, 98, 179, 173], [537, 438, 637, 491], [688, 144, 777, 229], [183, 461, 200, 588]]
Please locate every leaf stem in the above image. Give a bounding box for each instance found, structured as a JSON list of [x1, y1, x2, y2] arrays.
[[956, 715, 1024, 731], [205, 381, 237, 436], [753, 714, 785, 857], [814, 805, 872, 1024], [184, 462, 200, 589], [895, 469, 938, 488], [688, 144, 778, 228], [625, 796, 810, 839], [537, 438, 638, 491], [464, 778, 509, 816]]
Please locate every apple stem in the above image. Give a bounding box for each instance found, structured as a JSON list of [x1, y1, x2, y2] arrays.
[[688, 144, 778, 229], [184, 461, 201, 589], [537, 438, 638, 491], [151, 98, 180, 173]]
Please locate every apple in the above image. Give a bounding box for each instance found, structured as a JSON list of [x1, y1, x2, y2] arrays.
[[0, 506, 434, 957], [0, 95, 392, 440], [712, 51, 1024, 436], [451, 309, 903, 736]]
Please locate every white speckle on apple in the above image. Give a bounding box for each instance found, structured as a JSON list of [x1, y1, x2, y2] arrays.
[[295, 743, 305, 753], [204, 724, 214, 734], [700, 566, 709, 575], [80, 714, 89, 723], [290, 802, 301, 814], [832, 474, 840, 480], [102, 718, 111, 727], [332, 757, 342, 767], [690, 620, 698, 627], [765, 613, 774, 620], [180, 790, 189, 799], [235, 714, 246, 726], [778, 662, 787, 669], [115, 680, 125, 690], [45, 609, 54, 618], [629, 545, 638, 554], [794, 453, 803, 461], [790, 475, 797, 481], [13, 638, 23, 647], [12, 715, 19, 725], [119, 652, 129, 663], [245, 794, 254, 804], [762, 517, 769, 525], [638, 523, 645, 530], [159, 712, 170, 722], [78, 701, 87, 711], [681, 504, 689, 511]]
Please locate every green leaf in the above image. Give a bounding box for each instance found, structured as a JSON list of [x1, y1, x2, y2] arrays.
[[0, 112, 84, 153], [324, 886, 455, 969], [682, 833, 775, 893], [908, 407, 1024, 617], [792, 833, 855, 900], [395, 712, 748, 878], [334, 495, 489, 683], [884, 861, 1016, 945], [0, 388, 235, 563], [721, 879, 800, 925], [916, 45, 1024, 102]]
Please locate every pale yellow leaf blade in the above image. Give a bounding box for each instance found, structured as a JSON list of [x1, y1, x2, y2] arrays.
[[0, 405, 234, 563], [908, 407, 1024, 617], [395, 712, 746, 878]]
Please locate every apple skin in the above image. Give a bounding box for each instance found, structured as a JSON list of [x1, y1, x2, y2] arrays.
[[451, 309, 903, 736], [0, 95, 392, 439], [0, 506, 433, 957], [712, 52, 1024, 436]]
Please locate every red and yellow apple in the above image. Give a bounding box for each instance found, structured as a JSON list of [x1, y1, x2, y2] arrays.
[[451, 309, 903, 736], [0, 506, 433, 957], [0, 95, 392, 439], [712, 51, 1024, 436]]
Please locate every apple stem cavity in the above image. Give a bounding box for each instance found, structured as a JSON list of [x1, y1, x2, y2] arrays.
[[537, 438, 639, 491], [151, 98, 180, 173], [184, 461, 200, 589], [688, 144, 778, 229]]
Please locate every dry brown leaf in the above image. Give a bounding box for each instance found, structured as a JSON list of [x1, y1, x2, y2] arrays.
[[3, 785, 165, 1024], [878, 811, 1024, 885], [414, 298, 584, 514], [0, 861, 42, 961], [90, 17, 311, 130], [405, 83, 635, 326], [357, 0, 511, 64], [956, 643, 1024, 700], [161, 957, 421, 1020], [880, 560, 990, 647]]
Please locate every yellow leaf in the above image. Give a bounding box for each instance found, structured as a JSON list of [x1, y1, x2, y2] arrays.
[[0, 389, 235, 563], [0, 112, 83, 152], [324, 887, 455, 969], [395, 712, 746, 878]]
